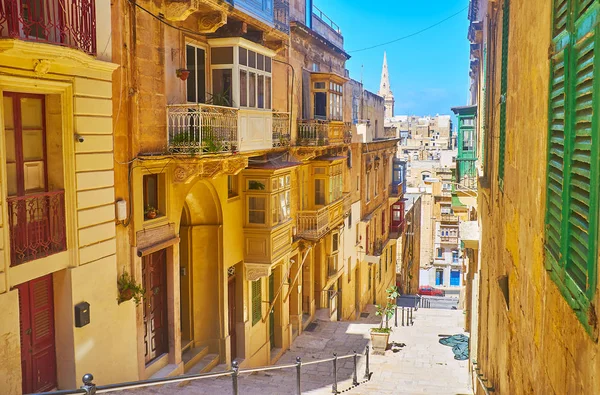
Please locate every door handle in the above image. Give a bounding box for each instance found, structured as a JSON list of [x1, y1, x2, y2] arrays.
[[25, 328, 32, 335]]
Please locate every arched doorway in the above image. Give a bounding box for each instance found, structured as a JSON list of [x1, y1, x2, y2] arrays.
[[179, 180, 224, 365]]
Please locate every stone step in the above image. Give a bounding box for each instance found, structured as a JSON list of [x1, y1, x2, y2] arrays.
[[178, 353, 221, 387], [182, 345, 209, 372]]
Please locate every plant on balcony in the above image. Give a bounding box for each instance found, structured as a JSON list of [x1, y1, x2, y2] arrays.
[[370, 285, 400, 354], [206, 90, 232, 107], [144, 206, 158, 220], [248, 180, 266, 190], [117, 272, 145, 306]]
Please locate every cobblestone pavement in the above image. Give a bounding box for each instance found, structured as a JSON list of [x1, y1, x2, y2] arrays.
[[123, 306, 472, 395]]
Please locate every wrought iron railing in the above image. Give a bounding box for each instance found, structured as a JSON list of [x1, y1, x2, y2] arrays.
[[0, 0, 97, 54], [167, 103, 238, 154], [273, 111, 291, 147], [273, 0, 289, 34], [297, 120, 351, 146], [7, 190, 66, 266], [40, 348, 373, 395], [296, 206, 329, 240]]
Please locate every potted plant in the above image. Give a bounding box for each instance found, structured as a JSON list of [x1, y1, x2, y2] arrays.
[[145, 206, 158, 220], [176, 68, 190, 81], [117, 272, 145, 306], [370, 285, 400, 355]]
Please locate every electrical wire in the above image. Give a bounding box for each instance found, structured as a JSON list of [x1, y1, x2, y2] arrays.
[[348, 6, 469, 53]]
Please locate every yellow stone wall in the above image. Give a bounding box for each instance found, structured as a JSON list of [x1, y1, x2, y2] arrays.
[[477, 0, 600, 393]]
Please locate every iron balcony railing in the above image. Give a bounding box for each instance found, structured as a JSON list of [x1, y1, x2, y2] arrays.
[[297, 120, 351, 146], [273, 0, 289, 34], [41, 348, 373, 395], [167, 103, 238, 154], [0, 0, 97, 54], [273, 111, 291, 147], [7, 190, 66, 266], [313, 5, 340, 34]]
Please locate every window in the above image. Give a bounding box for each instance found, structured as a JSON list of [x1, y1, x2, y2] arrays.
[[374, 170, 379, 196], [315, 179, 325, 205], [186, 44, 206, 103], [366, 171, 371, 202], [228, 175, 238, 198], [314, 92, 327, 119], [348, 258, 352, 283], [544, 0, 599, 334], [248, 197, 266, 224], [498, 0, 510, 186], [238, 48, 272, 110], [462, 118, 475, 127], [252, 280, 262, 326], [143, 173, 165, 220], [332, 233, 339, 253], [312, 79, 343, 121], [452, 251, 459, 263], [463, 130, 475, 151], [437, 248, 443, 258], [212, 69, 233, 106]]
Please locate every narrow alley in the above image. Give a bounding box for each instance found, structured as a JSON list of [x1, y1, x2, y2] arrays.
[[123, 306, 471, 395]]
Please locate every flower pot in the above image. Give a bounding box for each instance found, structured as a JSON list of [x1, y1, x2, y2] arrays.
[[119, 288, 134, 303], [370, 331, 390, 355], [177, 69, 190, 81], [146, 211, 157, 220]]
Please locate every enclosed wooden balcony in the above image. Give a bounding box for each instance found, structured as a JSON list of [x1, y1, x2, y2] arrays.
[[296, 120, 351, 146], [7, 190, 67, 266], [0, 0, 97, 54], [296, 193, 350, 240], [440, 214, 459, 224]]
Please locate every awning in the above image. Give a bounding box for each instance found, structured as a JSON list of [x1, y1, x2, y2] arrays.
[[137, 236, 180, 257]]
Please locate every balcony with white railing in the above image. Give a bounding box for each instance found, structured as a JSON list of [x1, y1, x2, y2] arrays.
[[167, 103, 239, 154], [0, 0, 97, 54], [296, 120, 351, 146]]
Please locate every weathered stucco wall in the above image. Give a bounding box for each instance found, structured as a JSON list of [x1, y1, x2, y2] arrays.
[[477, 0, 600, 393]]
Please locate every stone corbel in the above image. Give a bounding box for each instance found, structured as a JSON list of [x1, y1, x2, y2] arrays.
[[246, 262, 271, 281], [200, 160, 225, 179], [224, 157, 249, 175], [165, 0, 201, 21], [264, 40, 286, 53], [198, 11, 228, 33], [173, 163, 201, 184]]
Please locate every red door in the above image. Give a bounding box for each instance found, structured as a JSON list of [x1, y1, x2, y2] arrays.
[[17, 274, 57, 393], [143, 249, 169, 364]]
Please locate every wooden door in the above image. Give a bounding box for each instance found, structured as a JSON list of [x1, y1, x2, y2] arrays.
[[17, 274, 57, 394], [228, 275, 237, 360], [269, 273, 275, 349], [143, 250, 168, 364]]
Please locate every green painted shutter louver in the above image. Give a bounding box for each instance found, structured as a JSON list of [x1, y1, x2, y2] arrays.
[[252, 279, 262, 326], [566, 8, 599, 295], [498, 0, 510, 185], [545, 47, 567, 264], [545, 0, 599, 336]]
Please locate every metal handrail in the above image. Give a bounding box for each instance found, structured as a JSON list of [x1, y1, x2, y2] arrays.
[[37, 348, 373, 395]]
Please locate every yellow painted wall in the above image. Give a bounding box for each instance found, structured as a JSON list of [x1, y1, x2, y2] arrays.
[[477, 0, 600, 393]]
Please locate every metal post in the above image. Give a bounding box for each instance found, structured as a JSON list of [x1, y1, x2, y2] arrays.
[[232, 361, 239, 395], [296, 356, 302, 395], [364, 346, 370, 379], [352, 351, 359, 386], [394, 305, 398, 327], [332, 353, 338, 394], [80, 374, 96, 395], [401, 306, 405, 326], [410, 308, 414, 326], [385, 312, 389, 328]]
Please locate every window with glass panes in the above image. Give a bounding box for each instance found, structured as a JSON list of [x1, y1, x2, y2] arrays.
[[186, 44, 206, 103], [239, 47, 272, 110], [312, 79, 343, 121], [246, 173, 291, 227]]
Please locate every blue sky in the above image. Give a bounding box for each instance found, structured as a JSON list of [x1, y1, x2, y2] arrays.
[[315, 0, 470, 117]]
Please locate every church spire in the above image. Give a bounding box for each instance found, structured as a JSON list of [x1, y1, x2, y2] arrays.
[[378, 52, 395, 118]]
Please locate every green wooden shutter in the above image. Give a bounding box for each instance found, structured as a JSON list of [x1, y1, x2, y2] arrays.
[[553, 0, 570, 38], [565, 7, 599, 297], [545, 47, 568, 265], [498, 0, 510, 185], [252, 279, 262, 326]]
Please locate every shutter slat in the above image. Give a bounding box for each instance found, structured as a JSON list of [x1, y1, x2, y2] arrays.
[[554, 0, 570, 37], [498, 0, 511, 183], [576, 0, 595, 18]]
